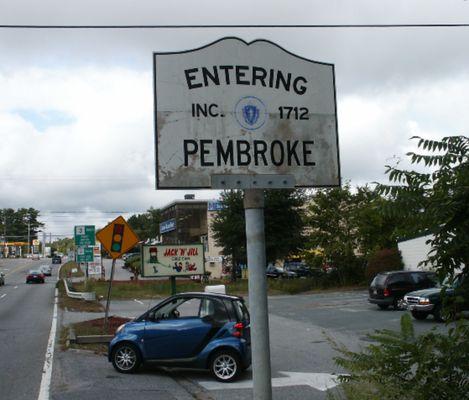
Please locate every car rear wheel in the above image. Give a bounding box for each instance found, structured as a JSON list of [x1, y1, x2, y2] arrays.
[[411, 310, 429, 320], [210, 349, 241, 382], [111, 343, 141, 373], [378, 304, 389, 310]]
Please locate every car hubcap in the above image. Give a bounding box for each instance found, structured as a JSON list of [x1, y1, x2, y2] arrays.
[[213, 354, 237, 380], [115, 347, 136, 370]]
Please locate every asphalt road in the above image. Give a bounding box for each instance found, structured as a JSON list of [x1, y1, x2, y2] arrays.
[[0, 258, 58, 400]]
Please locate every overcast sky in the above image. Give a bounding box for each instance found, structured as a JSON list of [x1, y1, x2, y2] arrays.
[[1, 0, 469, 237]]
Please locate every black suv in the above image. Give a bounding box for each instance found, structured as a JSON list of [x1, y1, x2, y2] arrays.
[[368, 270, 437, 310], [52, 255, 62, 264]]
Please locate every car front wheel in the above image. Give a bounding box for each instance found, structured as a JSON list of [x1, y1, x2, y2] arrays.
[[411, 310, 429, 320], [111, 343, 141, 373], [210, 350, 241, 382]]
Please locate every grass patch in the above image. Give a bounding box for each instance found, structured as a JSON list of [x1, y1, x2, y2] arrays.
[[57, 280, 104, 312], [76, 279, 215, 299], [59, 261, 84, 279], [70, 277, 363, 300]]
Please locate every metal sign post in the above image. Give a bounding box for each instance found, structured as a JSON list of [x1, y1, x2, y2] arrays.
[[96, 216, 140, 333], [244, 189, 272, 400], [104, 258, 116, 333]]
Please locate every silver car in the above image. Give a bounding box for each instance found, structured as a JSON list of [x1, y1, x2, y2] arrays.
[[39, 265, 52, 276]]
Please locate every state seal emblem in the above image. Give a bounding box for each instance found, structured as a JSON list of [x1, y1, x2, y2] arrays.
[[234, 96, 267, 130]]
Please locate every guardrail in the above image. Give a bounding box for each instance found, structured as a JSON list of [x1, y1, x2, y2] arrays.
[[62, 278, 96, 301]]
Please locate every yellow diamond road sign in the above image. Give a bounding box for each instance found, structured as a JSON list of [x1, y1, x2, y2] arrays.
[[96, 216, 140, 259]]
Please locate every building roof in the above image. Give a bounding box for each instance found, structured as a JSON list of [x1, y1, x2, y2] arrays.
[[160, 198, 215, 212], [397, 230, 433, 243]]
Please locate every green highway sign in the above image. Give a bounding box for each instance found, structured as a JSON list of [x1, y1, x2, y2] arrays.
[[74, 225, 95, 247], [76, 246, 94, 263]]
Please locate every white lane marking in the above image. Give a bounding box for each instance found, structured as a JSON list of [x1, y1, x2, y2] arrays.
[[0, 294, 6, 299], [198, 371, 341, 391], [14, 286, 18, 289], [37, 288, 58, 400], [134, 299, 144, 305]]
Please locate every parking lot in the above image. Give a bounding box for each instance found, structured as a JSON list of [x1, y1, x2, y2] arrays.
[[54, 286, 448, 400]]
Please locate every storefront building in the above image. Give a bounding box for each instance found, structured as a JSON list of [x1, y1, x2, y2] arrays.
[[159, 198, 225, 278]]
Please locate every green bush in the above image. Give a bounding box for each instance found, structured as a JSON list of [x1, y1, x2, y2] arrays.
[[365, 248, 403, 282], [330, 314, 469, 400]]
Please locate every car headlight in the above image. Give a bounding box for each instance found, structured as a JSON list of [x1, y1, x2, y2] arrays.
[[116, 324, 126, 334], [418, 298, 430, 305]]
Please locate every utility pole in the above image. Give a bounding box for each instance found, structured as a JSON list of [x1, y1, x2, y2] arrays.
[[3, 217, 6, 258], [42, 231, 46, 258], [27, 222, 31, 257]]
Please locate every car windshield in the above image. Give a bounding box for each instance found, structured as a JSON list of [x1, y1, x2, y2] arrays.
[[29, 270, 41, 274], [371, 274, 387, 286], [441, 274, 463, 288]]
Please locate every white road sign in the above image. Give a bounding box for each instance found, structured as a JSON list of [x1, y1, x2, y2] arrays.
[[154, 37, 340, 189], [141, 244, 205, 277]]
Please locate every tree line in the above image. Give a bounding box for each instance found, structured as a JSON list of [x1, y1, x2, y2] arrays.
[[0, 208, 43, 242], [127, 135, 467, 286]]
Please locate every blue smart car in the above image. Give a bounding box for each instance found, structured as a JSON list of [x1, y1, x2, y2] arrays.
[[109, 292, 251, 382]]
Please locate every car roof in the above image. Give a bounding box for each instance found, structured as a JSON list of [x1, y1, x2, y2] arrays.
[[379, 270, 432, 275], [175, 292, 243, 301]]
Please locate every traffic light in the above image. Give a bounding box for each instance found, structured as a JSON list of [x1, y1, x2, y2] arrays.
[[111, 224, 125, 253]]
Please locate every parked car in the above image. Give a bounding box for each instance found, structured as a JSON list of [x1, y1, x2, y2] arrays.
[[284, 262, 314, 278], [52, 256, 61, 264], [266, 265, 297, 279], [26, 270, 45, 284], [39, 264, 52, 276], [109, 292, 251, 381], [0, 272, 5, 286], [404, 273, 468, 322], [368, 270, 437, 310], [123, 253, 140, 269]]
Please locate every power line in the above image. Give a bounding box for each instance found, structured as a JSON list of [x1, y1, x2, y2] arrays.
[[0, 23, 469, 29], [41, 211, 138, 214]]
